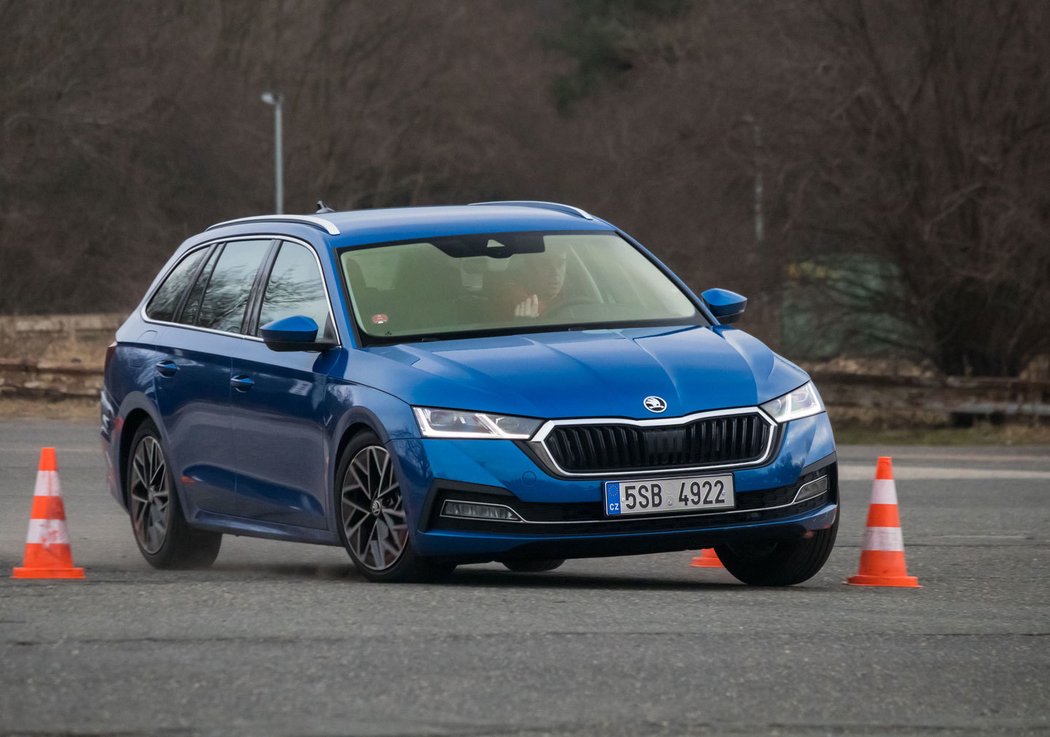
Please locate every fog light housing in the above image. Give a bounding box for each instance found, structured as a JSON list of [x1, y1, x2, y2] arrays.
[[793, 475, 829, 503], [441, 500, 524, 523]]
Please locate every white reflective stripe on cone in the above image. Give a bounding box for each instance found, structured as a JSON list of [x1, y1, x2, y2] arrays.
[[862, 526, 904, 552], [869, 479, 898, 505], [26, 518, 70, 546], [33, 470, 61, 497]]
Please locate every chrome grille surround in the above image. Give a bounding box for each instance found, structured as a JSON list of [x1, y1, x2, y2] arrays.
[[528, 406, 778, 478]]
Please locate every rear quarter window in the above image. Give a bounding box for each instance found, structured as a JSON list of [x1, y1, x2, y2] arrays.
[[145, 247, 210, 323]]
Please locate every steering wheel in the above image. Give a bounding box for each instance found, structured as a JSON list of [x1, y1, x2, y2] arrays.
[[542, 298, 597, 318]]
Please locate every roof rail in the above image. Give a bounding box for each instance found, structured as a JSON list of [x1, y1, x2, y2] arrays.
[[205, 214, 341, 236], [469, 200, 595, 221]]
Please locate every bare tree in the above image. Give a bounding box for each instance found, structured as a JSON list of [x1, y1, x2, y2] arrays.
[[781, 0, 1050, 376], [2, 0, 1048, 382], [0, 0, 554, 314]]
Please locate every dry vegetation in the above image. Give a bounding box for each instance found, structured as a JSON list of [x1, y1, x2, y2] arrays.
[[1, 0, 1048, 378]]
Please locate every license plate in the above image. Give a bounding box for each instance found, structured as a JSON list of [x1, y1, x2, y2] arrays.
[[604, 474, 735, 517]]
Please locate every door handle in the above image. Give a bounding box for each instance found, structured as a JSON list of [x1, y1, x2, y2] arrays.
[[155, 360, 179, 377], [230, 375, 255, 392]]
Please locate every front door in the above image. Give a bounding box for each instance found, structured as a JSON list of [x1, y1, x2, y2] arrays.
[[228, 239, 338, 529]]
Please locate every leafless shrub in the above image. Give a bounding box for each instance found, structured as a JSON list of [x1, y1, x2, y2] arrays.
[[1, 0, 1046, 378]]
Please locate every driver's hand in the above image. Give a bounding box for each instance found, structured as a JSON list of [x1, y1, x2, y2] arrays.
[[513, 294, 540, 318]]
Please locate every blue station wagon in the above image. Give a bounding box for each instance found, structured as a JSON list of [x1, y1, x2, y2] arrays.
[[100, 201, 838, 583]]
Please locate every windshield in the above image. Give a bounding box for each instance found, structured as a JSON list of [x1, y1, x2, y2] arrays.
[[339, 231, 702, 341]]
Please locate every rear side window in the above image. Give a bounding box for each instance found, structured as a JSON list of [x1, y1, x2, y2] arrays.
[[145, 247, 209, 322], [178, 246, 220, 327], [195, 240, 272, 334], [256, 241, 334, 339]]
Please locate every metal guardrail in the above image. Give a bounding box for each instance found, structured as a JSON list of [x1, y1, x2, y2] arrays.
[[0, 358, 103, 399], [1, 314, 1047, 422], [808, 371, 1050, 424], [0, 314, 122, 399]]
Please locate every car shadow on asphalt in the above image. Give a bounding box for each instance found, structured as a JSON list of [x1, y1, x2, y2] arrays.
[[445, 568, 743, 591], [189, 562, 745, 591]]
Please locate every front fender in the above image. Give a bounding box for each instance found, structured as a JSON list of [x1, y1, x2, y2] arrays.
[[325, 380, 421, 531]]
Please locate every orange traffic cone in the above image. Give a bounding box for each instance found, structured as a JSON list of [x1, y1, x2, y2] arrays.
[[846, 456, 919, 588], [12, 448, 85, 579], [690, 548, 724, 568]]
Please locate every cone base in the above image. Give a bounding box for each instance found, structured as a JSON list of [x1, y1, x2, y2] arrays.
[[845, 573, 919, 588], [690, 557, 724, 568], [689, 549, 724, 568], [12, 566, 85, 580]]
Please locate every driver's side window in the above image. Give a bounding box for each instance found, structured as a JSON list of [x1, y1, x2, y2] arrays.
[[257, 241, 335, 340]]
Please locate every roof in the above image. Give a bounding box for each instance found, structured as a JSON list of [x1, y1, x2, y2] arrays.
[[204, 203, 617, 248]]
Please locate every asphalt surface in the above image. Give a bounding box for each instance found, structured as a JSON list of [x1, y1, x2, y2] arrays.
[[0, 419, 1047, 737]]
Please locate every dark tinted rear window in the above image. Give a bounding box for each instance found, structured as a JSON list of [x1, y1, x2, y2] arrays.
[[145, 248, 210, 322], [195, 240, 272, 333], [179, 246, 220, 327]]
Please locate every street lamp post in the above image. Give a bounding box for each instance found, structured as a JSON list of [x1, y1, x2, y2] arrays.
[[739, 114, 778, 343], [741, 114, 764, 255], [261, 91, 284, 214]]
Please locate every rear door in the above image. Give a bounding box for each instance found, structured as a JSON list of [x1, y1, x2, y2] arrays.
[[227, 239, 339, 529], [151, 238, 274, 520]]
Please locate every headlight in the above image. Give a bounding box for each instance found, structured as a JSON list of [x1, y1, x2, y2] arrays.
[[413, 407, 542, 439], [760, 381, 825, 423]]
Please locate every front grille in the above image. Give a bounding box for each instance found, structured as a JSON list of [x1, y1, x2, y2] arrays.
[[539, 412, 773, 474]]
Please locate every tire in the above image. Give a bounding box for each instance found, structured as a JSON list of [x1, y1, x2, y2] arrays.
[[125, 420, 222, 569], [335, 431, 454, 583], [715, 517, 838, 586], [502, 559, 565, 573]]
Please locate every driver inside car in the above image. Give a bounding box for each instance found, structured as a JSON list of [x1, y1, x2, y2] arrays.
[[500, 250, 569, 318]]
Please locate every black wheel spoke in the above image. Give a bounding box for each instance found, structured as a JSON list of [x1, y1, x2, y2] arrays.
[[133, 497, 149, 528], [380, 509, 405, 530], [342, 498, 370, 518], [347, 457, 368, 495], [375, 480, 399, 500]]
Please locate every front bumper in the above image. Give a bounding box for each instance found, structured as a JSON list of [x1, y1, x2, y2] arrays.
[[390, 412, 838, 561]]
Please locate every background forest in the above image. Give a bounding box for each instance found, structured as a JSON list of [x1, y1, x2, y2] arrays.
[[2, 0, 1048, 377]]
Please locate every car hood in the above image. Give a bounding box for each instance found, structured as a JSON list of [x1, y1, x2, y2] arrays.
[[351, 326, 809, 420]]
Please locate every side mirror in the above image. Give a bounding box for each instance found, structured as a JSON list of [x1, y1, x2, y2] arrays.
[[260, 315, 335, 352], [701, 288, 747, 324]]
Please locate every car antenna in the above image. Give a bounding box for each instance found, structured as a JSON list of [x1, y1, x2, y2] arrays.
[[315, 200, 335, 214]]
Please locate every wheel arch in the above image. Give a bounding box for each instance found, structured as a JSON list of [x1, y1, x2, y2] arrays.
[[325, 382, 421, 531], [118, 407, 158, 508], [331, 409, 390, 507], [334, 421, 380, 471]]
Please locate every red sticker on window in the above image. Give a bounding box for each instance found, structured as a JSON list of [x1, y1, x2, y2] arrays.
[[371, 313, 389, 325]]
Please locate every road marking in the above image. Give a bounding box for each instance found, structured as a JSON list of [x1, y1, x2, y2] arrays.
[[0, 446, 98, 453], [927, 534, 1030, 540], [842, 452, 1050, 464], [839, 463, 1050, 481]]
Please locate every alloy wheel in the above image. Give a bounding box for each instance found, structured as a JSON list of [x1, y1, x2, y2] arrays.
[[340, 445, 409, 571], [129, 435, 171, 555]]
